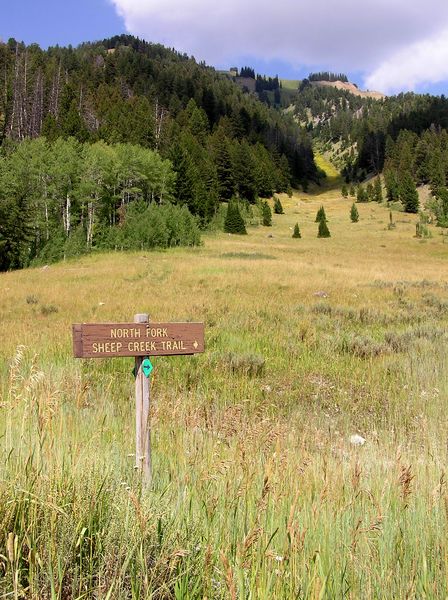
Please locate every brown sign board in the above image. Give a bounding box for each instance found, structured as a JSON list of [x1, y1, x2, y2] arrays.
[[73, 322, 205, 358]]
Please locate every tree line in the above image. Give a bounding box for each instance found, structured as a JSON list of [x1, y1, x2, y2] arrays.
[[307, 72, 349, 83], [0, 35, 318, 188], [0, 35, 321, 270], [0, 137, 202, 270]]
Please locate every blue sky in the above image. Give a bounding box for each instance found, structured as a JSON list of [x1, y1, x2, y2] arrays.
[[2, 0, 448, 96], [1, 0, 124, 49]]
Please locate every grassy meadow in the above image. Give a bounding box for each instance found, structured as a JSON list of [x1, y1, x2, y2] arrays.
[[1, 181, 448, 598]]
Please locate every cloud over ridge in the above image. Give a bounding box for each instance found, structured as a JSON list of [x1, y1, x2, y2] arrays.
[[365, 27, 448, 94], [110, 0, 448, 93]]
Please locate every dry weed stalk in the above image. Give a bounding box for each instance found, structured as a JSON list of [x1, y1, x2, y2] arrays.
[[240, 526, 263, 568], [257, 475, 271, 513], [399, 464, 414, 508], [220, 551, 237, 600], [128, 490, 148, 534], [352, 461, 362, 492], [351, 518, 363, 554], [362, 514, 384, 534]]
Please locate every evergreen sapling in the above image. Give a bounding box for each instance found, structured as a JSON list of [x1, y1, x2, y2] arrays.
[[292, 223, 301, 238], [273, 196, 284, 214], [374, 177, 383, 203], [350, 203, 359, 222], [315, 205, 327, 222], [261, 200, 272, 226], [224, 201, 247, 234], [318, 219, 331, 238]]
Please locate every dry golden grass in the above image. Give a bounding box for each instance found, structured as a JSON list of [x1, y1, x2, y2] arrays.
[[1, 187, 448, 598]]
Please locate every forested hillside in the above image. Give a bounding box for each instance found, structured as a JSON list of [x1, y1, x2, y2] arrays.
[[293, 83, 448, 178], [290, 80, 448, 221], [0, 35, 318, 270]]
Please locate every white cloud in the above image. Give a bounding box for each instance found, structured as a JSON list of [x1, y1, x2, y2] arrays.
[[365, 27, 448, 94], [110, 0, 448, 92]]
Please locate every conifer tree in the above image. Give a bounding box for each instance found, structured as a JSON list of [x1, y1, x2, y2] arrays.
[[384, 170, 400, 202], [224, 201, 247, 234], [350, 203, 359, 222], [214, 130, 235, 201], [315, 205, 327, 222], [261, 200, 272, 226], [400, 172, 419, 213], [232, 140, 258, 203], [317, 219, 331, 238], [349, 184, 356, 197], [374, 177, 383, 203], [292, 223, 301, 238], [341, 184, 348, 198], [273, 196, 284, 214]]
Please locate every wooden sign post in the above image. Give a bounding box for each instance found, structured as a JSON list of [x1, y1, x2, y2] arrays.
[[73, 314, 205, 485]]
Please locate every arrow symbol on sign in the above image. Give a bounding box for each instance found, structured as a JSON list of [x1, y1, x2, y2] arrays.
[[193, 340, 198, 349], [142, 358, 153, 377]]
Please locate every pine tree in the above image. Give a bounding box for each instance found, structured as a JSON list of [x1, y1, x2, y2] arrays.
[[315, 205, 327, 222], [317, 219, 331, 238], [273, 196, 284, 214], [349, 184, 356, 197], [400, 172, 419, 213], [374, 177, 383, 203], [224, 201, 247, 234], [214, 129, 235, 201], [341, 184, 348, 198], [384, 170, 400, 203], [261, 200, 272, 226], [350, 203, 359, 222], [233, 140, 258, 203], [292, 223, 301, 238]]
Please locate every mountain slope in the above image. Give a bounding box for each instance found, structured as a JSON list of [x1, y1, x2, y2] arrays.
[[0, 35, 320, 270], [310, 80, 385, 100]]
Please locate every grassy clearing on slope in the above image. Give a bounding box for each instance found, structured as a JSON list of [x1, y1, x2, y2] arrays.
[[1, 191, 448, 598], [280, 79, 300, 90], [313, 152, 343, 192]]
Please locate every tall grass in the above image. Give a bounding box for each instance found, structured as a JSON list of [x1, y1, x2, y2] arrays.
[[1, 191, 448, 598]]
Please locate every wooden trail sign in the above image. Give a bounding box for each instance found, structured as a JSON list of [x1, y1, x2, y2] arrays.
[[72, 314, 204, 485], [73, 321, 204, 358]]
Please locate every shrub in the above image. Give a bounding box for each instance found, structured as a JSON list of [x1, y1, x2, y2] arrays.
[[340, 334, 386, 358], [415, 223, 431, 239], [32, 204, 201, 264], [117, 202, 201, 249], [40, 304, 59, 316], [226, 352, 265, 376], [357, 186, 368, 203]]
